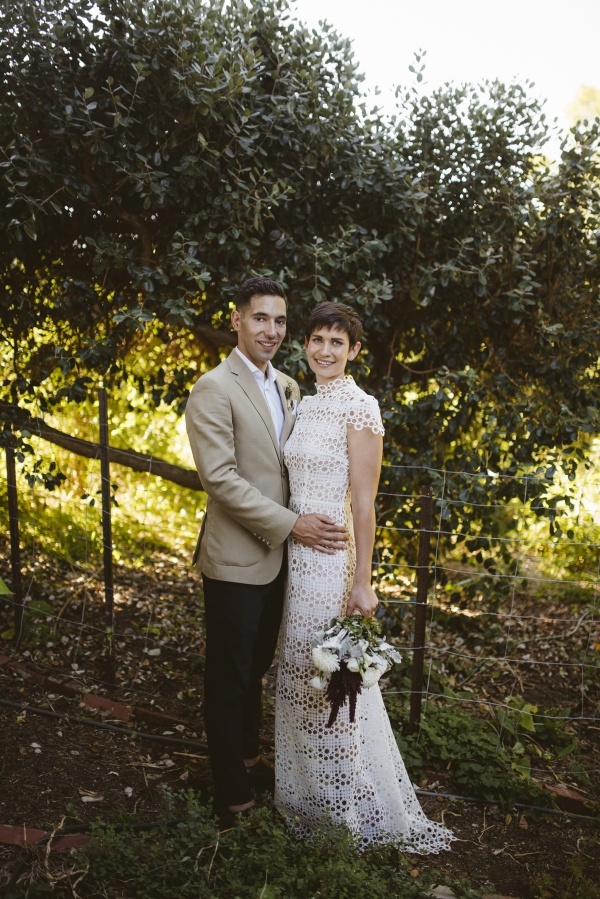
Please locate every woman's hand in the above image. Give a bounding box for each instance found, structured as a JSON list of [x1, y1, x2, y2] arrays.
[[345, 583, 379, 617]]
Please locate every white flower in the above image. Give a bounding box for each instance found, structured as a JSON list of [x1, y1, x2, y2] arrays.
[[361, 667, 383, 688], [370, 653, 389, 671], [310, 614, 402, 712], [311, 646, 340, 673]]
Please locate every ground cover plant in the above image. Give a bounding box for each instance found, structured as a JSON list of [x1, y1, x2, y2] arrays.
[[1, 379, 598, 898], [0, 526, 598, 898]]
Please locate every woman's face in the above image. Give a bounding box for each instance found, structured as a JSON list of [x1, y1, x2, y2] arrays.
[[305, 325, 360, 384]]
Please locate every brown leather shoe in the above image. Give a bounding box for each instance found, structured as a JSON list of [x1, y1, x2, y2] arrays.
[[245, 756, 275, 787], [215, 801, 255, 829]]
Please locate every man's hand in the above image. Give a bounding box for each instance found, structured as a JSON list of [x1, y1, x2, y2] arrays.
[[291, 514, 348, 554]]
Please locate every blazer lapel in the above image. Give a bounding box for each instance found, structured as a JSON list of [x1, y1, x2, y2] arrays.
[[227, 351, 281, 458], [277, 377, 295, 448]]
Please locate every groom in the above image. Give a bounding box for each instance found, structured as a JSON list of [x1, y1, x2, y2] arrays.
[[185, 276, 346, 824]]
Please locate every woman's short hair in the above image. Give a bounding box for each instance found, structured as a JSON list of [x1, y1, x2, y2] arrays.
[[305, 301, 363, 346], [234, 277, 287, 310]]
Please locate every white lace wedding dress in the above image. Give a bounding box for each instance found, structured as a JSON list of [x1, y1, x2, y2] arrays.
[[274, 376, 454, 852]]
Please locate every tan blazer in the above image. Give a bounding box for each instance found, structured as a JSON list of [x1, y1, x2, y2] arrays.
[[185, 350, 300, 584]]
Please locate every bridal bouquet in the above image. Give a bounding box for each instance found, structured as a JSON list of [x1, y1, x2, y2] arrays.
[[310, 614, 401, 727]]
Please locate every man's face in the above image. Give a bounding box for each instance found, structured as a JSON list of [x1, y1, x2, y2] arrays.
[[231, 294, 287, 371]]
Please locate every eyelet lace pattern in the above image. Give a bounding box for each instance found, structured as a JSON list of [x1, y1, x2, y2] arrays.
[[274, 377, 454, 852]]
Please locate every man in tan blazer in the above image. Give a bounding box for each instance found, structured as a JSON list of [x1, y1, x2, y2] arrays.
[[185, 277, 345, 825]]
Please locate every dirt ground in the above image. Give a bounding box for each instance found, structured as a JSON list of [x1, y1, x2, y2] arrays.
[[0, 552, 599, 898], [0, 673, 598, 899]]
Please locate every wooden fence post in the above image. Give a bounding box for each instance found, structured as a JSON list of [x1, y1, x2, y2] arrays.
[[98, 388, 116, 686], [5, 442, 24, 647], [409, 486, 432, 731]]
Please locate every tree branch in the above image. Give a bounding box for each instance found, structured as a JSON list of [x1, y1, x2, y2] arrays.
[[0, 402, 203, 492]]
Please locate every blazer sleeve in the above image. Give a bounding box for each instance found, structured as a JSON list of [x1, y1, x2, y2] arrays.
[[185, 373, 298, 548]]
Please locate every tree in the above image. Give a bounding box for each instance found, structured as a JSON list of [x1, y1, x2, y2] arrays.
[[0, 0, 379, 414], [1, 0, 599, 574]]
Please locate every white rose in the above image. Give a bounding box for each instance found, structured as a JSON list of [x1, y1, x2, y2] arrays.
[[310, 674, 327, 690], [362, 667, 383, 688], [346, 657, 360, 673]]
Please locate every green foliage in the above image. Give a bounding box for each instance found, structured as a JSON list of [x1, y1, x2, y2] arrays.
[[1, 0, 599, 576], [0, 0, 373, 411], [0, 386, 202, 567], [389, 698, 578, 806], [494, 695, 580, 764], [532, 834, 600, 899], [6, 792, 473, 898]]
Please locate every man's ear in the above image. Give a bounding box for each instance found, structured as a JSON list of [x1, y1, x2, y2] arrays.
[[348, 341, 361, 361], [231, 309, 241, 332]]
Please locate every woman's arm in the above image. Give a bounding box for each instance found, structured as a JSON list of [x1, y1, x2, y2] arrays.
[[345, 424, 383, 617]]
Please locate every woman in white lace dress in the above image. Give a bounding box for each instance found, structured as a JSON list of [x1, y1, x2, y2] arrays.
[[274, 302, 454, 853]]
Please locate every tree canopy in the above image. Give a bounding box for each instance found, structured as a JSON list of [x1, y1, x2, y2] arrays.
[[1, 0, 599, 561]]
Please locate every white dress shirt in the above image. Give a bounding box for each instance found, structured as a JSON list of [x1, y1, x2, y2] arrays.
[[235, 347, 285, 443]]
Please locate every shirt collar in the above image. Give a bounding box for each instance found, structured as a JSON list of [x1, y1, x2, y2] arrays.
[[235, 347, 278, 386]]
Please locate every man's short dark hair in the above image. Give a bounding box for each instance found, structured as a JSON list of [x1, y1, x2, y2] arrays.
[[234, 277, 287, 310], [305, 301, 363, 346]]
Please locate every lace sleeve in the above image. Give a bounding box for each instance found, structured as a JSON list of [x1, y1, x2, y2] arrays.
[[347, 392, 385, 436]]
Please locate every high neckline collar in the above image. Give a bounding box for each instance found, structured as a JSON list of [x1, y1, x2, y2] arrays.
[[315, 375, 354, 396]]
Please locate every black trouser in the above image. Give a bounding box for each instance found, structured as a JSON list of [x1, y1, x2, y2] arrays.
[[201, 564, 285, 806]]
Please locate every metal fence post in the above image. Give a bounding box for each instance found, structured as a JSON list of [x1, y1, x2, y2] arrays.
[[5, 442, 24, 647], [99, 388, 116, 686], [409, 485, 432, 731]]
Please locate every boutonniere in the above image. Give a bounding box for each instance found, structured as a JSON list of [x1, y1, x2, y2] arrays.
[[284, 382, 296, 414]]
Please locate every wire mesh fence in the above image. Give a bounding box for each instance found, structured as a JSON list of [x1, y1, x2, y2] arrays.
[[1, 401, 599, 782]]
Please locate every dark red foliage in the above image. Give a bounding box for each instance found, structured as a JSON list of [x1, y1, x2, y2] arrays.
[[325, 660, 362, 727]]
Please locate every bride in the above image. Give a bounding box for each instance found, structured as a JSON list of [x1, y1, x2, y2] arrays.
[[274, 301, 454, 853]]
